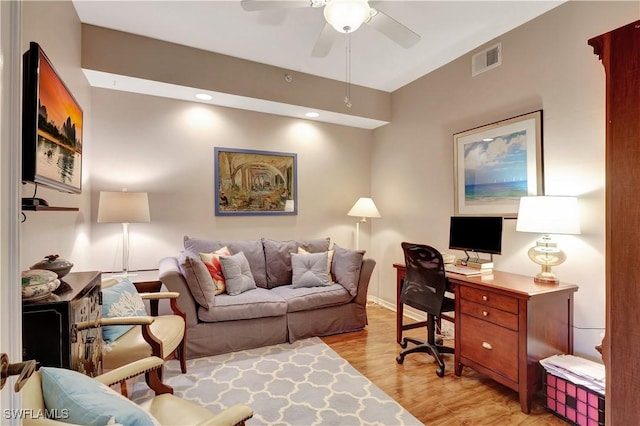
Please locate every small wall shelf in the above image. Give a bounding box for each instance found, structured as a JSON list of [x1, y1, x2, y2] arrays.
[[21, 205, 79, 212]]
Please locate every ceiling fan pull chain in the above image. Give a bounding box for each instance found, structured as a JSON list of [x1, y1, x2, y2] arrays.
[[345, 32, 352, 108]]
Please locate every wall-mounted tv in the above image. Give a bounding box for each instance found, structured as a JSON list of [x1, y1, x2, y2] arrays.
[[22, 41, 83, 194]]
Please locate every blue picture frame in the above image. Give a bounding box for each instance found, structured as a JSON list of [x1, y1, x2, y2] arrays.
[[453, 110, 543, 217], [214, 147, 297, 216]]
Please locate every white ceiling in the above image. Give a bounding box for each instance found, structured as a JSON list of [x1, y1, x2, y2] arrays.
[[72, 0, 564, 127]]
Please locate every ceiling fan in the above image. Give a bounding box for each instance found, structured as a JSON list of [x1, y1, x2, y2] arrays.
[[240, 0, 421, 57]]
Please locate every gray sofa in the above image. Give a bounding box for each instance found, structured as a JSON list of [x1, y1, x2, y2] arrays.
[[158, 236, 376, 359]]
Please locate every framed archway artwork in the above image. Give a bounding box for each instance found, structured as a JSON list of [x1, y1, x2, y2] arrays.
[[214, 147, 297, 216]]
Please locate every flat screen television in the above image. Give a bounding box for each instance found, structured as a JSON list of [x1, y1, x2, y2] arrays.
[[22, 41, 83, 194], [449, 216, 503, 256]]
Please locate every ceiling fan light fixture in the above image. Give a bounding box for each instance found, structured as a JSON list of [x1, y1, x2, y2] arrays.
[[324, 0, 370, 33]]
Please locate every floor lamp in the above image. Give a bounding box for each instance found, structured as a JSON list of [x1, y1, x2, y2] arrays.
[[98, 190, 150, 276], [347, 197, 381, 250]]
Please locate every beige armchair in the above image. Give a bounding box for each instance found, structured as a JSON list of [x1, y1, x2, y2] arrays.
[[21, 356, 253, 426], [100, 279, 187, 395]]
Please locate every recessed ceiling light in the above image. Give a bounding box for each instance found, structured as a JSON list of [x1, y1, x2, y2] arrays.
[[483, 138, 494, 142], [195, 93, 213, 101], [305, 112, 319, 118]]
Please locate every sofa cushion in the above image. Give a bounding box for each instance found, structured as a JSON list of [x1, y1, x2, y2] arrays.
[[297, 237, 331, 253], [262, 238, 297, 288], [262, 238, 332, 288], [41, 367, 159, 426], [197, 288, 287, 322], [220, 251, 257, 296], [298, 247, 334, 281], [270, 284, 352, 313], [199, 246, 231, 295], [101, 278, 148, 344], [331, 244, 365, 297], [184, 236, 267, 288], [291, 252, 329, 288], [178, 251, 216, 309]]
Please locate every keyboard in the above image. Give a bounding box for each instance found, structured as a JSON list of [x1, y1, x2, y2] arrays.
[[444, 264, 487, 276]]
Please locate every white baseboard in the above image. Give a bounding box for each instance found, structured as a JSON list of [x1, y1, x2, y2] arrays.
[[366, 295, 455, 338]]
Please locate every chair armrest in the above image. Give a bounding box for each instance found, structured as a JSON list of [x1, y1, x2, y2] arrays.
[[100, 316, 154, 327], [95, 356, 164, 387], [141, 291, 186, 318], [194, 404, 254, 426], [139, 291, 180, 300]]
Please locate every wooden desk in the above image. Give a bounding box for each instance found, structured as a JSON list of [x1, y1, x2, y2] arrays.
[[393, 263, 578, 414]]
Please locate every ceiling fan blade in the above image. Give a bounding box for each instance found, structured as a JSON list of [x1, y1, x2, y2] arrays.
[[366, 8, 421, 48], [240, 0, 311, 12], [311, 23, 339, 57]]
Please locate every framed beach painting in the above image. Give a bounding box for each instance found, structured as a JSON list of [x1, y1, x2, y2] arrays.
[[453, 110, 543, 217], [214, 147, 297, 216]]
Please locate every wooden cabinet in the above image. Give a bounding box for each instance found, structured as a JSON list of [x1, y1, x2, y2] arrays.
[[451, 271, 577, 414], [22, 271, 103, 376], [589, 20, 640, 426]]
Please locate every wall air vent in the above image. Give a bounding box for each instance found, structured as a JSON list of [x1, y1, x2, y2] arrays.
[[472, 43, 502, 77]]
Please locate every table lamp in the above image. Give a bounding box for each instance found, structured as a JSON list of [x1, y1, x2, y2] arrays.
[[98, 190, 150, 276], [347, 197, 381, 250], [516, 196, 580, 284]]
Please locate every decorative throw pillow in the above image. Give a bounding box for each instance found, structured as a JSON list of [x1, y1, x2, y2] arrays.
[[262, 238, 298, 288], [298, 247, 334, 282], [297, 237, 331, 253], [178, 251, 216, 309], [199, 246, 231, 295], [41, 367, 160, 426], [183, 237, 268, 288], [219, 251, 257, 296], [101, 278, 147, 344], [291, 252, 330, 288], [331, 243, 365, 297]]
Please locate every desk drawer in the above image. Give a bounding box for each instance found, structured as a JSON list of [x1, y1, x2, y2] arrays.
[[460, 299, 519, 331], [460, 314, 519, 382], [459, 286, 518, 314]]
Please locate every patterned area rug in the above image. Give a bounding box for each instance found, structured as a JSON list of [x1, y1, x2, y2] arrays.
[[130, 337, 421, 425]]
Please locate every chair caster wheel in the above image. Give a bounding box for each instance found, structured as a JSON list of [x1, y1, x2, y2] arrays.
[[436, 368, 445, 377], [400, 341, 408, 349], [396, 355, 404, 364]]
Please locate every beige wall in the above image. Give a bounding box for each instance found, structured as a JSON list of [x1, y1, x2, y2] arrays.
[[371, 1, 638, 358], [87, 89, 374, 273], [20, 3, 93, 272]]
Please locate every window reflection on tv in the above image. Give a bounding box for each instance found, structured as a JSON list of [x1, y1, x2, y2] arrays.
[[22, 41, 83, 194]]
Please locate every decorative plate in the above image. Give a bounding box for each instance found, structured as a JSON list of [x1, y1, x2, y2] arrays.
[[21, 269, 58, 286]]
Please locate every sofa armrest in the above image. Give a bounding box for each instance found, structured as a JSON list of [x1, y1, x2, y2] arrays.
[[159, 257, 198, 328], [354, 258, 376, 306]]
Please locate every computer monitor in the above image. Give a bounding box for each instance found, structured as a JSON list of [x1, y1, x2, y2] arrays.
[[449, 216, 503, 259]]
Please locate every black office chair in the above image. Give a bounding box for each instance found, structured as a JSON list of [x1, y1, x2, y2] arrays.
[[396, 242, 455, 377]]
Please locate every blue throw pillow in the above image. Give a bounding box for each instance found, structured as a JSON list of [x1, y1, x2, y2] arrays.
[[101, 278, 147, 344], [41, 367, 159, 426]]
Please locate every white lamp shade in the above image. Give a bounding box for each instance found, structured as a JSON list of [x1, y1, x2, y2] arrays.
[[324, 0, 370, 33], [347, 197, 381, 218], [516, 196, 580, 235], [97, 191, 150, 223]]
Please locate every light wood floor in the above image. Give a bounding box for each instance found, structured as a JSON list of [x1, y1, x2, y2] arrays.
[[321, 303, 566, 425]]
